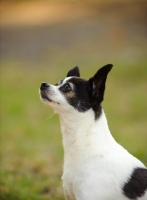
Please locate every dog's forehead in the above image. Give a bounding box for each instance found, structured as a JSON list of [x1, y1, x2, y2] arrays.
[[56, 77, 70, 86], [62, 77, 73, 85], [57, 77, 82, 86]]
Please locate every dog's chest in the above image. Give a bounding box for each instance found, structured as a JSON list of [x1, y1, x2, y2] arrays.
[[61, 137, 89, 195]]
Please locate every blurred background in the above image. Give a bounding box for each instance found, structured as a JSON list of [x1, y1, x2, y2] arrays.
[[0, 0, 147, 199]]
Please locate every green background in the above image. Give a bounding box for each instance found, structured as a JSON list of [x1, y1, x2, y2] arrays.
[[1, 0, 147, 199]]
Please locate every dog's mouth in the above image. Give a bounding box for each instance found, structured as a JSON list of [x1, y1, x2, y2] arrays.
[[40, 91, 52, 102], [40, 91, 60, 105]]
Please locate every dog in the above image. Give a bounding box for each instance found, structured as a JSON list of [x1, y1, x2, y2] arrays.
[[40, 64, 147, 200]]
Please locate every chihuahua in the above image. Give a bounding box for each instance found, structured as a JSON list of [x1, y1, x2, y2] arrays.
[[40, 65, 147, 200]]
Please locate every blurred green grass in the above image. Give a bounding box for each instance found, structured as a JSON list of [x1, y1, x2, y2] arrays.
[[0, 59, 147, 199]]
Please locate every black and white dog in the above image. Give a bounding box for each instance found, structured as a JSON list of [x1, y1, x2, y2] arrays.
[[40, 65, 147, 200]]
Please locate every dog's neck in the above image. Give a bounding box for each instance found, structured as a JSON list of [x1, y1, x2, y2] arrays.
[[59, 109, 116, 159]]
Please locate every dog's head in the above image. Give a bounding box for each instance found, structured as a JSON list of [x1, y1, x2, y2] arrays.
[[40, 64, 113, 119]]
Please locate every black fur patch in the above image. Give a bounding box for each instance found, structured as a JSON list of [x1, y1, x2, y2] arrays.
[[123, 167, 147, 199], [64, 77, 102, 119], [65, 78, 91, 112]]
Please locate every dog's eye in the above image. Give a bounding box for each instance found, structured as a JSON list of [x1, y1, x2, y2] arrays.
[[62, 83, 71, 93]]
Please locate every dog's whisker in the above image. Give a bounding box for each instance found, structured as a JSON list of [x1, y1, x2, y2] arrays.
[[45, 112, 55, 121]]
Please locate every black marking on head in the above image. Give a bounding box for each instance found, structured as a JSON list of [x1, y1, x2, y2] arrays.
[[56, 64, 113, 119], [61, 77, 92, 112], [60, 77, 102, 118], [123, 167, 147, 199], [67, 66, 80, 77]]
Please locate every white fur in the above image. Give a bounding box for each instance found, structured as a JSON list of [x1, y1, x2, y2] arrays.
[[60, 109, 146, 200], [40, 80, 147, 200]]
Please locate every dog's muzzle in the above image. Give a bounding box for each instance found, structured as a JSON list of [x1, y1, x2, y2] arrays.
[[40, 82, 52, 102]]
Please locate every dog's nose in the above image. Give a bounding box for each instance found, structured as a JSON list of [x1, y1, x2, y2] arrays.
[[40, 82, 50, 90]]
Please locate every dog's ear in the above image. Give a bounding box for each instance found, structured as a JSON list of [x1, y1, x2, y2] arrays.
[[89, 64, 113, 105], [67, 66, 80, 77]]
